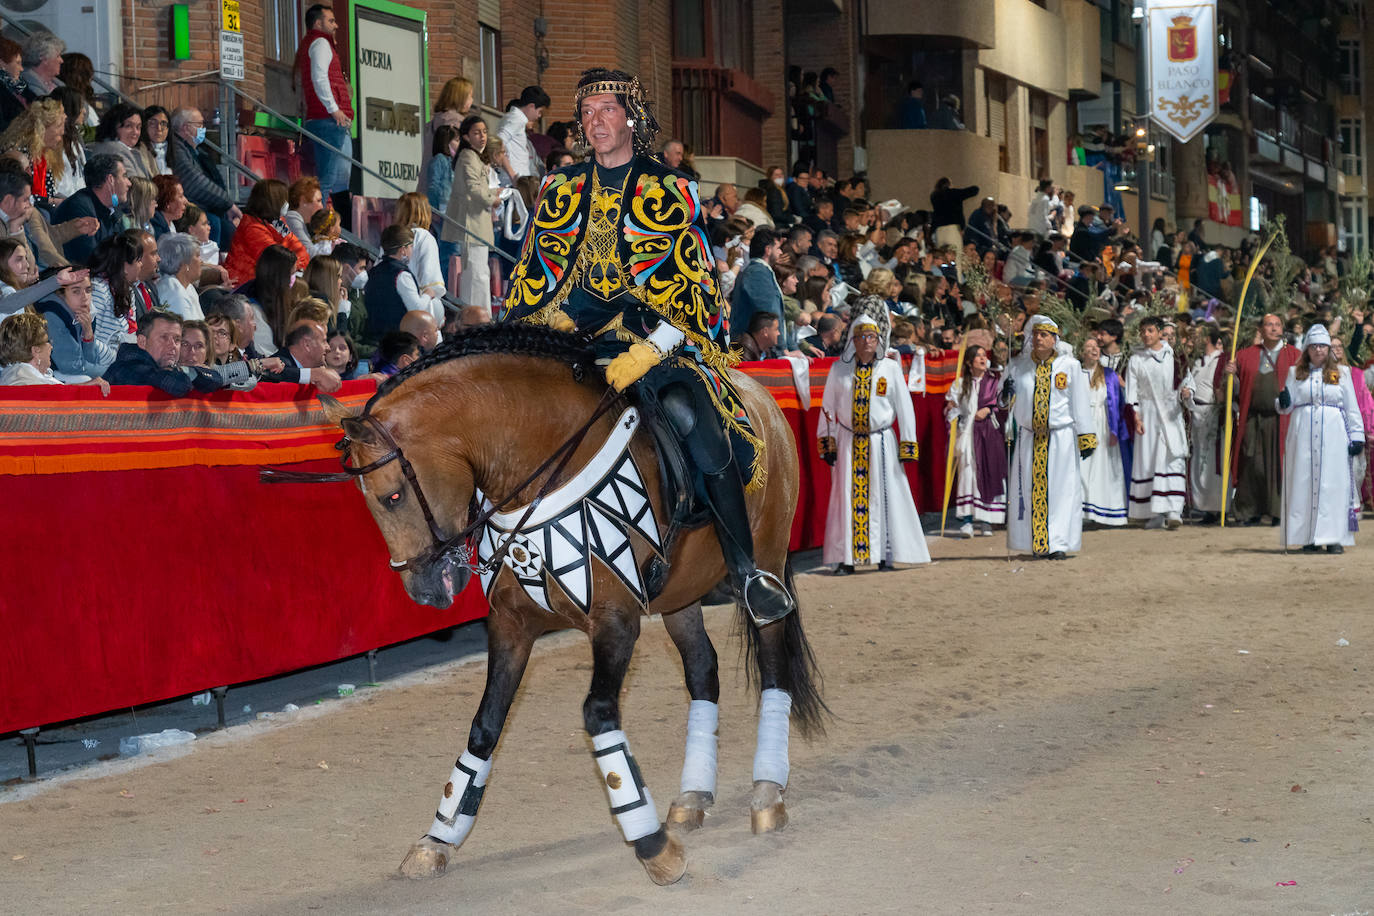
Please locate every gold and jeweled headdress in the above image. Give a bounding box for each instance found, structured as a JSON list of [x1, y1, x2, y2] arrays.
[[573, 70, 661, 156]]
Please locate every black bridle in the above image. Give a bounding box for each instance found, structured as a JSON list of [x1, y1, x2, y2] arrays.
[[262, 389, 621, 575]]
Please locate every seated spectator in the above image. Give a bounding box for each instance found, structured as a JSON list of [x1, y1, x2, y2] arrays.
[[1004, 232, 1038, 287], [370, 329, 420, 378], [399, 309, 440, 353], [303, 254, 347, 329], [224, 178, 307, 286], [764, 166, 794, 227], [88, 104, 157, 180], [394, 191, 445, 307], [0, 239, 82, 316], [151, 175, 186, 238], [121, 176, 157, 234], [19, 32, 64, 100], [309, 208, 340, 251], [48, 86, 87, 203], [735, 186, 773, 229], [175, 202, 220, 265], [324, 328, 360, 380], [205, 311, 240, 365], [733, 310, 782, 362], [812, 313, 846, 357], [457, 303, 492, 329], [267, 318, 341, 392], [128, 228, 161, 313], [332, 241, 373, 347], [237, 243, 301, 355], [54, 153, 127, 265], [156, 232, 203, 319], [835, 233, 865, 290], [178, 318, 211, 367], [88, 232, 142, 353], [544, 147, 574, 173], [284, 176, 333, 258], [35, 269, 114, 380], [0, 310, 59, 386], [285, 297, 332, 333], [168, 107, 241, 247], [364, 224, 426, 341], [140, 105, 173, 176], [0, 38, 27, 130], [0, 98, 66, 206], [103, 310, 260, 394]]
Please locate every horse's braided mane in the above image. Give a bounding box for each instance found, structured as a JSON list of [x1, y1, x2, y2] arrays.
[[374, 322, 597, 400]]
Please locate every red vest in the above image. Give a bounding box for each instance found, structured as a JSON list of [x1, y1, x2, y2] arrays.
[[296, 29, 353, 121]]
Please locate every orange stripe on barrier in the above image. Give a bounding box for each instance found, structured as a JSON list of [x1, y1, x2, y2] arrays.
[[0, 443, 340, 476]]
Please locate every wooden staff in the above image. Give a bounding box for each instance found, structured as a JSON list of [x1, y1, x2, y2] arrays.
[[940, 334, 970, 537], [1220, 230, 1279, 527]]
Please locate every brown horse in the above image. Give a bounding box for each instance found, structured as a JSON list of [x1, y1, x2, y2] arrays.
[[317, 323, 823, 885]]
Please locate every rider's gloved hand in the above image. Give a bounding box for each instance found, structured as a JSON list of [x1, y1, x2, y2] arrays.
[[547, 309, 576, 333], [606, 343, 661, 392]]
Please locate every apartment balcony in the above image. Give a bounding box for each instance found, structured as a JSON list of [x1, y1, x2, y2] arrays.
[[671, 64, 775, 169], [864, 0, 995, 48]]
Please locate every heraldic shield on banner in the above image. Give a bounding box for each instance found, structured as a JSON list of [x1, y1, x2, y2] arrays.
[[1148, 1, 1218, 143]]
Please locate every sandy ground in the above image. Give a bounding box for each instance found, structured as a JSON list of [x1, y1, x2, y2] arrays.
[[3, 525, 1374, 915]]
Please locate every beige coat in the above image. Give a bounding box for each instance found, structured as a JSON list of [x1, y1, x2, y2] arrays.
[[441, 147, 500, 247]]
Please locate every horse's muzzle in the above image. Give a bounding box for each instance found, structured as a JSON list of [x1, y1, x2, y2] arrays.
[[402, 555, 469, 608]]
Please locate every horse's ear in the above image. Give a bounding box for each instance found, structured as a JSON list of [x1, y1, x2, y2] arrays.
[[319, 393, 358, 428], [340, 415, 378, 446]]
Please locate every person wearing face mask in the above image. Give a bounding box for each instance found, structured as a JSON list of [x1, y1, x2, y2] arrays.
[[168, 107, 242, 249], [763, 166, 795, 228], [223, 178, 308, 286], [53, 153, 128, 265]]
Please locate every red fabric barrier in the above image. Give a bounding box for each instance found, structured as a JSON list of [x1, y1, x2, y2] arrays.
[[0, 382, 484, 734]]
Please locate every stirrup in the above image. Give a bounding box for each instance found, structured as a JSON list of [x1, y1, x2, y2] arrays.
[[742, 570, 794, 626]]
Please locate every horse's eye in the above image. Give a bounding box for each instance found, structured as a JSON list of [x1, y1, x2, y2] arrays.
[[383, 489, 404, 510]]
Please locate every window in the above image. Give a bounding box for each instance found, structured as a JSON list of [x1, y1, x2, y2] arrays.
[[985, 74, 1008, 173], [1341, 198, 1367, 255], [674, 0, 705, 59], [265, 0, 299, 65], [1340, 117, 1364, 177], [1340, 38, 1363, 97], [712, 0, 753, 75], [479, 24, 501, 110], [1030, 91, 1049, 180]]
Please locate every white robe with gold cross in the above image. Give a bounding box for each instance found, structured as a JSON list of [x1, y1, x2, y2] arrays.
[[818, 357, 929, 567], [1005, 350, 1097, 555]]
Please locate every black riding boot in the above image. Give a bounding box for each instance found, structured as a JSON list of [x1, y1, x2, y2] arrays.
[[701, 467, 795, 625]]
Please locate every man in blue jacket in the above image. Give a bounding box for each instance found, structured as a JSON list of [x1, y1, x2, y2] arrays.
[[104, 310, 256, 394], [728, 227, 783, 342], [53, 154, 127, 266]]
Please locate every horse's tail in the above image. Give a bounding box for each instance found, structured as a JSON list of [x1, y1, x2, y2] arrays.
[[738, 556, 829, 739]]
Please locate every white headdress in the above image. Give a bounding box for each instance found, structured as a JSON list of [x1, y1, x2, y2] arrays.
[[1302, 324, 1331, 349]]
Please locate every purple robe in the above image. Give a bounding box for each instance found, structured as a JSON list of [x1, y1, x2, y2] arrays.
[[973, 372, 1008, 500]]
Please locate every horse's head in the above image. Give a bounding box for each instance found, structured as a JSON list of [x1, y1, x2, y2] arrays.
[[320, 394, 473, 608]]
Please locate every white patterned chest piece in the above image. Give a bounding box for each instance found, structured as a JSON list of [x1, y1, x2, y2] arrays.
[[477, 407, 662, 613]]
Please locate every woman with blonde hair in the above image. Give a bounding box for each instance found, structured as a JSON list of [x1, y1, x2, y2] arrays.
[[0, 97, 65, 203], [1277, 324, 1366, 553], [303, 254, 346, 327], [417, 76, 474, 192], [121, 176, 158, 233], [393, 191, 445, 310]]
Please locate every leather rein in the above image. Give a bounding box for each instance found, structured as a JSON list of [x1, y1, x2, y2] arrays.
[[262, 388, 621, 575]]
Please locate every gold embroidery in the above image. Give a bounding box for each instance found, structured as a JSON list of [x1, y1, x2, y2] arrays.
[[851, 364, 873, 564], [1077, 433, 1098, 451], [1031, 358, 1053, 556], [818, 436, 836, 457], [582, 170, 630, 301], [898, 441, 918, 461]]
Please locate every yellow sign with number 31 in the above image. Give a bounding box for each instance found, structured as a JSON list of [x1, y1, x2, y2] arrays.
[[221, 0, 241, 33]]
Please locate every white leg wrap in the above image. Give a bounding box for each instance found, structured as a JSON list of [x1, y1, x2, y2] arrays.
[[591, 729, 660, 842], [427, 749, 492, 846], [679, 700, 719, 795], [752, 688, 791, 787]]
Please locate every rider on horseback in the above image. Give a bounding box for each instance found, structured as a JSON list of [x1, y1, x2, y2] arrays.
[[500, 67, 793, 624]]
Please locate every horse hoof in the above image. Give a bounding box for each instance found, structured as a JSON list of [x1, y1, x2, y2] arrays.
[[750, 780, 788, 834], [637, 827, 688, 886], [397, 836, 456, 879], [666, 790, 713, 832]]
